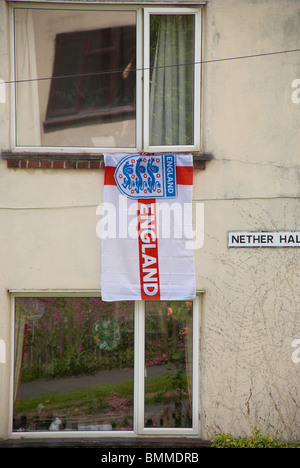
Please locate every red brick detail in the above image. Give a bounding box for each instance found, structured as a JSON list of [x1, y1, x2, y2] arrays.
[[40, 159, 52, 169], [194, 160, 206, 170], [52, 160, 65, 169], [7, 159, 20, 168], [27, 160, 40, 169], [89, 160, 101, 169], [6, 158, 107, 169], [64, 160, 77, 169], [77, 161, 90, 169]]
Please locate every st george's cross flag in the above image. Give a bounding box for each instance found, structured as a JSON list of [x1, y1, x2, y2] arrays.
[[101, 153, 196, 301]]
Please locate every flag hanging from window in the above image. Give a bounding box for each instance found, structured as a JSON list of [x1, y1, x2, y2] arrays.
[[101, 153, 196, 301]]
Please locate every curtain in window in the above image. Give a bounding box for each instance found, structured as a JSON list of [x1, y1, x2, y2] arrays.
[[15, 10, 41, 146], [149, 15, 194, 146]]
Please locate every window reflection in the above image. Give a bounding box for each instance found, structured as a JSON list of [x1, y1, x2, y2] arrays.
[[144, 301, 193, 428], [14, 9, 136, 148], [13, 298, 134, 432], [45, 26, 136, 128]]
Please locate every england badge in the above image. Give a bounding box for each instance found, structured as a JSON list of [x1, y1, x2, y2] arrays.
[[114, 154, 177, 199]]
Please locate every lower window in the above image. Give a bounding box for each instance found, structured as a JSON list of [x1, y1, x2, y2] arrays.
[[12, 295, 199, 435]]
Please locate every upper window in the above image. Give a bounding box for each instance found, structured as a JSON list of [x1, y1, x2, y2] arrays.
[[13, 5, 201, 152]]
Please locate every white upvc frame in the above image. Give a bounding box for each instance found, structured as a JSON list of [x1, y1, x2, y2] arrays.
[[10, 2, 202, 154], [143, 7, 202, 153], [8, 290, 201, 438]]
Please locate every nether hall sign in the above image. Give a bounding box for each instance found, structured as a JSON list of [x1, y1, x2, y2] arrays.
[[228, 231, 300, 248]]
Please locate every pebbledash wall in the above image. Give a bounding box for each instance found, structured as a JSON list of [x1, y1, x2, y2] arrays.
[[0, 0, 300, 442]]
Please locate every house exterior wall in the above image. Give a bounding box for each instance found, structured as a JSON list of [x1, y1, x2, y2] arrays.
[[0, 0, 299, 442]]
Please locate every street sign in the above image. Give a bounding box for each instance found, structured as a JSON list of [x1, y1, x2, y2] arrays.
[[228, 231, 300, 247]]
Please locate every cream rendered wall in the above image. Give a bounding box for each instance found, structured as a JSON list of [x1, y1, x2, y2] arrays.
[[0, 0, 299, 442], [195, 0, 300, 441]]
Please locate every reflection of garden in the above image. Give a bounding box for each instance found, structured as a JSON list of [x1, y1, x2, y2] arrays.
[[16, 298, 134, 382], [144, 301, 193, 428], [15, 379, 134, 431], [14, 297, 135, 431], [13, 298, 193, 431]]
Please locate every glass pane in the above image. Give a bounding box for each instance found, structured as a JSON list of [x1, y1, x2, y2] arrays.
[[81, 27, 136, 112], [149, 15, 195, 146], [145, 301, 193, 428], [14, 9, 136, 148], [13, 298, 134, 432], [51, 39, 83, 113], [82, 53, 116, 109]]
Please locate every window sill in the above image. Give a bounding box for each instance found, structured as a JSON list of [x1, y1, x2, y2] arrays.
[[0, 436, 211, 448], [2, 152, 212, 170]]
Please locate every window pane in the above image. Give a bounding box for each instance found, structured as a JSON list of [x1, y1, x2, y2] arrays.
[[80, 27, 136, 111], [149, 15, 195, 146], [14, 9, 136, 148], [51, 38, 83, 113], [144, 301, 193, 428], [13, 298, 134, 432]]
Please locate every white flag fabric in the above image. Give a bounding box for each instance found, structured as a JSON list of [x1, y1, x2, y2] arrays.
[[101, 153, 196, 301]]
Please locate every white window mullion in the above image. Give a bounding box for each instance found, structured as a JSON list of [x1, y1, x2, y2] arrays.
[[193, 9, 202, 151], [135, 8, 143, 152], [143, 9, 151, 152], [192, 294, 200, 436], [134, 300, 145, 434]]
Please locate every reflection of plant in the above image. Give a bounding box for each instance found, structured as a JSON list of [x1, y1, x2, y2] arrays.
[[105, 391, 132, 430], [144, 301, 193, 428], [145, 343, 168, 367]]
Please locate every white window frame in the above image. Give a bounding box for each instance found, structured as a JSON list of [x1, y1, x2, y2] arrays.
[[10, 3, 202, 154], [9, 290, 201, 439], [143, 7, 202, 153]]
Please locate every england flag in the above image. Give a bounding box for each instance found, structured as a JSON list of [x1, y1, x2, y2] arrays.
[[101, 153, 196, 301]]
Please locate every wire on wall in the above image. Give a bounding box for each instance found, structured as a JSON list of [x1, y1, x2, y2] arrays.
[[2, 47, 300, 86]]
